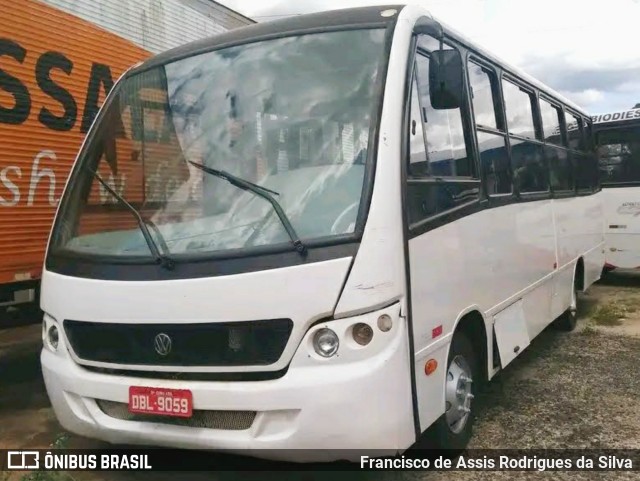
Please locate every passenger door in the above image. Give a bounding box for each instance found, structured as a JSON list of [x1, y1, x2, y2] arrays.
[[404, 37, 485, 433]]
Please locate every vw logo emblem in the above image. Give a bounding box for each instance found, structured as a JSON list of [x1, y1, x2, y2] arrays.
[[154, 333, 172, 356]]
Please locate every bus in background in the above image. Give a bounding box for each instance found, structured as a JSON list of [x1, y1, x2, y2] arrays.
[[40, 5, 604, 461], [0, 0, 253, 314], [592, 107, 640, 272]]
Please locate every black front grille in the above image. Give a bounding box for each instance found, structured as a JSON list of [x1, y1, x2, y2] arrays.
[[63, 319, 293, 367], [81, 365, 289, 381]]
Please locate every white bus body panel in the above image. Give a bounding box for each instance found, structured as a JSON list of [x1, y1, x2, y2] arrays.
[[408, 193, 604, 433], [407, 199, 556, 431], [493, 300, 530, 368], [41, 259, 353, 374], [602, 187, 640, 269], [333, 14, 414, 319]]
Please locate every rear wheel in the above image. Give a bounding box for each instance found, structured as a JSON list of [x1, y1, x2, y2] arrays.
[[556, 273, 579, 331], [601, 265, 615, 277], [431, 333, 478, 450]]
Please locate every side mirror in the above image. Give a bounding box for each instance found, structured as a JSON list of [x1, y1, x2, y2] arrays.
[[429, 49, 464, 110], [413, 17, 464, 110]]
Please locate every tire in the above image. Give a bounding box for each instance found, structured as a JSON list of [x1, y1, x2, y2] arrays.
[[556, 273, 579, 332], [431, 333, 478, 451]]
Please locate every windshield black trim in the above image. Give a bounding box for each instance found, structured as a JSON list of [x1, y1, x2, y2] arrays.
[[131, 23, 393, 79], [50, 232, 355, 265], [128, 5, 403, 76], [351, 17, 398, 241], [47, 241, 359, 281]]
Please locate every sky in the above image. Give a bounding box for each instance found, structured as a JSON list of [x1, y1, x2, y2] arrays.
[[219, 0, 640, 115]]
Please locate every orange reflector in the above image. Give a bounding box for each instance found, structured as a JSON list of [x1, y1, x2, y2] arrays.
[[425, 359, 438, 376]]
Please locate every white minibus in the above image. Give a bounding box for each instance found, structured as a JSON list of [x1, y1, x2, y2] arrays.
[[40, 4, 605, 462], [592, 107, 640, 271]]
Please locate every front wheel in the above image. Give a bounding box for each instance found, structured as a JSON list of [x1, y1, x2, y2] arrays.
[[556, 276, 579, 332], [431, 333, 478, 450]]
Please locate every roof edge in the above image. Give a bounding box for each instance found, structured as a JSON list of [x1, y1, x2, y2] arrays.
[[129, 4, 405, 74]]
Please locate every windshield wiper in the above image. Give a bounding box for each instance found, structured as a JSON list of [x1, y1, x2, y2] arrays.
[[188, 161, 307, 256], [86, 167, 176, 270]]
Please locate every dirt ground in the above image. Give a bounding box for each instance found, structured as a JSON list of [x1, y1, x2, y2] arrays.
[[1, 271, 640, 480]]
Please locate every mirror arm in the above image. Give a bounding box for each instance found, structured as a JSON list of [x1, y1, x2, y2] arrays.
[[413, 16, 444, 39]]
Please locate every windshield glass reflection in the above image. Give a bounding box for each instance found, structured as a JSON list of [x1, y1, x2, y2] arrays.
[[51, 28, 387, 258]]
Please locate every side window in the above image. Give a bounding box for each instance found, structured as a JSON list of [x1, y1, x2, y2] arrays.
[[566, 113, 593, 192], [575, 153, 593, 191], [580, 118, 599, 191], [503, 78, 548, 193], [511, 139, 547, 193], [405, 39, 479, 228], [502, 79, 536, 139], [539, 98, 571, 192], [415, 52, 472, 177], [408, 73, 428, 176], [468, 61, 498, 130], [546, 146, 573, 191], [539, 99, 563, 146], [566, 113, 584, 151], [477, 130, 511, 195], [467, 61, 512, 196], [585, 118, 599, 191], [584, 118, 595, 153]]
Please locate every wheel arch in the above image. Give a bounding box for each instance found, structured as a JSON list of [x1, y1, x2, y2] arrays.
[[448, 307, 490, 384], [574, 257, 585, 292]]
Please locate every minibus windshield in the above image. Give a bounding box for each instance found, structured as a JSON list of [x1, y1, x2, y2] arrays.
[[50, 28, 387, 260]]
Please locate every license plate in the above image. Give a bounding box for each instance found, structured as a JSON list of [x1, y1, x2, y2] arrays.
[[128, 386, 193, 418]]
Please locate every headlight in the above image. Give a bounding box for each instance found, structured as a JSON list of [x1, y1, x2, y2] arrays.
[[312, 328, 339, 358], [47, 324, 59, 351], [43, 315, 61, 352], [377, 314, 393, 332], [352, 323, 373, 346]]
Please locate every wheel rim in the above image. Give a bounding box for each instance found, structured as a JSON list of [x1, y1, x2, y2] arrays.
[[445, 354, 474, 434]]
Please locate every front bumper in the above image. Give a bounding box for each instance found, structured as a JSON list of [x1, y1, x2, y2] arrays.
[[41, 305, 415, 462]]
